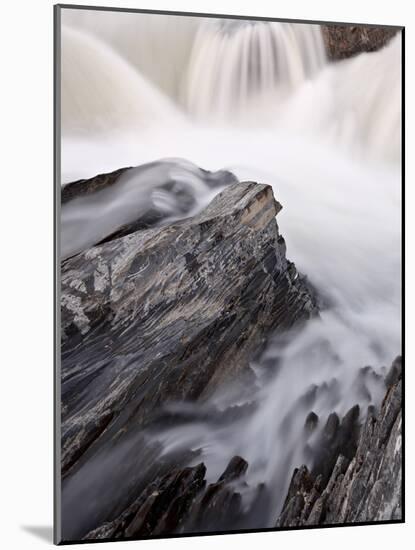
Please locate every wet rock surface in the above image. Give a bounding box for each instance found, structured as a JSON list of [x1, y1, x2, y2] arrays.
[[83, 456, 260, 540], [276, 357, 402, 527], [83, 462, 208, 540], [61, 160, 239, 259], [322, 25, 399, 60], [61, 166, 131, 204], [60, 178, 318, 540], [81, 356, 403, 542]]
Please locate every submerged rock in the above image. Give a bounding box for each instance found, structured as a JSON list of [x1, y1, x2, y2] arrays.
[[276, 357, 402, 527], [60, 178, 318, 540]]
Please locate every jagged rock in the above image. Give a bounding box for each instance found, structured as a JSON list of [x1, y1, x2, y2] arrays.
[[352, 365, 383, 402], [61, 179, 318, 540], [62, 166, 131, 204], [183, 456, 249, 533], [83, 456, 252, 539], [61, 161, 236, 206], [83, 463, 207, 540], [385, 356, 402, 388], [322, 25, 399, 60], [218, 456, 248, 482], [304, 412, 319, 433], [61, 160, 239, 259], [276, 358, 402, 527], [309, 404, 360, 487]]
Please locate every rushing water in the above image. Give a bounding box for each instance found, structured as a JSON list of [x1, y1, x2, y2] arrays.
[[61, 12, 401, 528], [183, 20, 326, 119]]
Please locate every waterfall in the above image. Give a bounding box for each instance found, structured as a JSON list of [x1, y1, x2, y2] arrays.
[[61, 12, 400, 163], [61, 25, 184, 135], [61, 10, 199, 103], [184, 20, 326, 119]]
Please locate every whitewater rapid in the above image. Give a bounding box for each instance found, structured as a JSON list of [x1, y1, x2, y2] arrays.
[[60, 13, 401, 525]]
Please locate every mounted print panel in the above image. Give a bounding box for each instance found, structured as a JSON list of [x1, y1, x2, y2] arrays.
[[54, 5, 404, 544]]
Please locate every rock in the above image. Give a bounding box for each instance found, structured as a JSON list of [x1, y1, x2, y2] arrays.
[[61, 160, 239, 259], [385, 355, 402, 388], [321, 25, 399, 60], [183, 456, 249, 533], [83, 463, 207, 540], [304, 411, 319, 433], [218, 455, 248, 482], [61, 166, 131, 204], [61, 161, 235, 206], [83, 456, 253, 539], [291, 403, 361, 493], [351, 365, 383, 403], [61, 179, 318, 539], [61, 181, 317, 474], [276, 361, 402, 527]]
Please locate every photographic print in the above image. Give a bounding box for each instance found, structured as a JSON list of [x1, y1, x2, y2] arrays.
[[55, 5, 403, 544]]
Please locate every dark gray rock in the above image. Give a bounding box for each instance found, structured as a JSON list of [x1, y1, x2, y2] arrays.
[[304, 411, 319, 433], [61, 161, 235, 206], [83, 462, 207, 540], [61, 179, 318, 539], [182, 456, 249, 533], [385, 356, 402, 388], [61, 181, 317, 476], [83, 455, 257, 540], [218, 456, 248, 482], [61, 160, 239, 259], [61, 166, 131, 204], [276, 360, 402, 527], [309, 404, 360, 488]]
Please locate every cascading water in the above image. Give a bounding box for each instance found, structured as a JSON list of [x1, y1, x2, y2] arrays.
[[61, 159, 235, 259], [184, 20, 326, 119], [61, 11, 401, 529], [61, 25, 185, 135], [61, 10, 199, 102]]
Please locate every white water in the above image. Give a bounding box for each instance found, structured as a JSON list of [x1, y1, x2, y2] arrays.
[[61, 12, 401, 525], [61, 10, 199, 103], [184, 20, 326, 119], [61, 26, 185, 134]]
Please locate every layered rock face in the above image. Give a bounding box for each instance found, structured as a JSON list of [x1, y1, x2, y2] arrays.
[[276, 357, 402, 527], [61, 178, 317, 539], [322, 25, 399, 60]]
